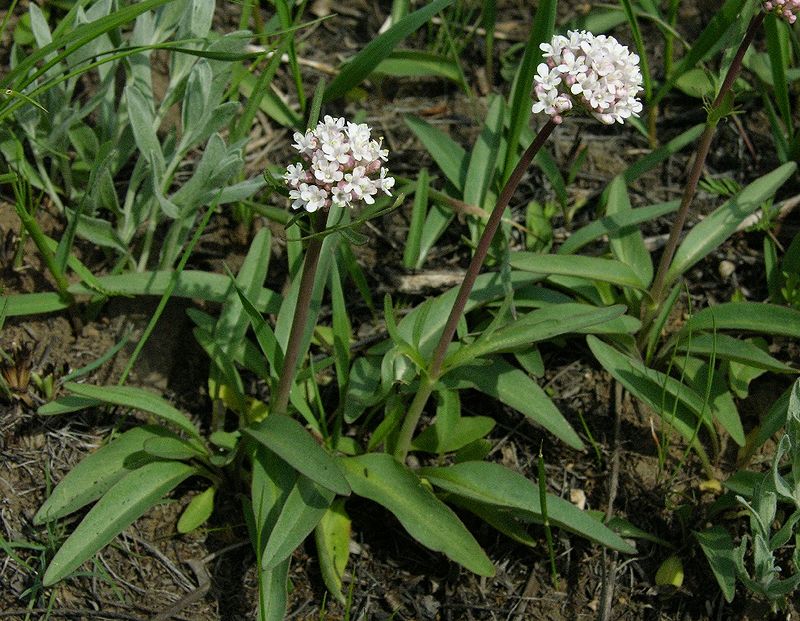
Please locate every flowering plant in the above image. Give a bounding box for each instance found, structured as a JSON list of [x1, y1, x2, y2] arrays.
[[763, 0, 800, 23], [533, 30, 644, 125], [284, 115, 395, 212]]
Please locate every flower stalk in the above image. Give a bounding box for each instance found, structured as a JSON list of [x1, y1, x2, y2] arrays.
[[393, 119, 558, 463], [271, 213, 324, 417], [639, 11, 765, 347]]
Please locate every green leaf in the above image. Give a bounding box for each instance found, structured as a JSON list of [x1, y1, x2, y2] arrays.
[[666, 163, 797, 285], [243, 415, 350, 496], [34, 426, 178, 524], [587, 336, 716, 456], [403, 168, 429, 269], [419, 462, 635, 553], [682, 302, 800, 339], [177, 487, 216, 534], [444, 303, 627, 370], [216, 228, 272, 354], [38, 395, 103, 415], [503, 0, 556, 179], [675, 333, 796, 373], [373, 50, 461, 82], [404, 114, 467, 191], [0, 271, 283, 318], [324, 0, 455, 101], [63, 383, 202, 441], [412, 416, 495, 453], [606, 176, 653, 287], [338, 453, 494, 576], [143, 436, 206, 460], [651, 0, 748, 105], [510, 252, 646, 290], [442, 357, 583, 449], [586, 335, 711, 456], [43, 460, 196, 586], [314, 499, 351, 605], [262, 475, 334, 570], [464, 94, 504, 209], [695, 526, 737, 603], [674, 68, 716, 98]]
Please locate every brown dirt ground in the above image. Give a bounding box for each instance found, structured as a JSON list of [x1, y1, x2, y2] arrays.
[[2, 1, 800, 620]]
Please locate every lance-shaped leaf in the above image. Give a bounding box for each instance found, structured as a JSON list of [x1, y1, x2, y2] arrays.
[[666, 163, 796, 285], [63, 383, 202, 441], [43, 460, 196, 586], [441, 357, 583, 449], [338, 453, 495, 577], [419, 461, 635, 553], [243, 415, 350, 496], [510, 253, 646, 290], [444, 303, 627, 370], [35, 426, 180, 524], [315, 499, 351, 605], [680, 302, 800, 340], [262, 475, 334, 570]]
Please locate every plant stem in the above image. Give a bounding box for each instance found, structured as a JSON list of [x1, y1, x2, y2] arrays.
[[393, 118, 558, 462], [272, 213, 324, 417], [640, 11, 764, 347], [14, 198, 73, 305]]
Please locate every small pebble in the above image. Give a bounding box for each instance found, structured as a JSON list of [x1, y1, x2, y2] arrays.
[[718, 260, 736, 280]]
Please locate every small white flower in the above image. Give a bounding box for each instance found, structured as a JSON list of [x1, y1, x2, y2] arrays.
[[284, 163, 306, 187], [532, 30, 643, 125], [301, 183, 329, 212], [292, 131, 316, 156], [313, 159, 344, 184], [377, 168, 395, 195], [284, 116, 393, 212]]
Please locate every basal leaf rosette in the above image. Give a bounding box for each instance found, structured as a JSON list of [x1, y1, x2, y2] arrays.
[[763, 0, 800, 23], [532, 30, 643, 125], [284, 116, 395, 213]]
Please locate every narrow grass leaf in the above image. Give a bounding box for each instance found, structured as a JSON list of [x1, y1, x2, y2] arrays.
[[216, 228, 272, 353], [323, 0, 454, 101], [606, 176, 653, 286], [503, 0, 556, 179], [464, 95, 504, 209], [764, 15, 793, 141], [43, 460, 196, 586], [403, 168, 428, 269], [651, 0, 748, 106], [338, 453, 495, 576]]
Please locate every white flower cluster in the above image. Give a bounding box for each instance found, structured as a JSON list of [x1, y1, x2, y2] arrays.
[[532, 30, 643, 125], [283, 116, 395, 212], [763, 0, 800, 23]]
